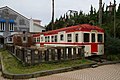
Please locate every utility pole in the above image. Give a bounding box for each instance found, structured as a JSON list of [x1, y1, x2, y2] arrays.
[[52, 0, 54, 30], [114, 0, 116, 38], [99, 0, 102, 27]]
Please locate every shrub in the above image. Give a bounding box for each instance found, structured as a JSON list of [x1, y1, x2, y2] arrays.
[[105, 34, 120, 55]]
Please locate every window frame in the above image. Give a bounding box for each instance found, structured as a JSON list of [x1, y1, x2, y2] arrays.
[[67, 34, 72, 42], [60, 34, 64, 41], [9, 23, 14, 31], [91, 33, 96, 42], [37, 37, 40, 42], [98, 34, 103, 43], [0, 22, 5, 31], [55, 35, 57, 42], [75, 33, 79, 42], [83, 33, 90, 42]]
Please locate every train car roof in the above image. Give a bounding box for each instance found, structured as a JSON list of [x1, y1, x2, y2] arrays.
[[33, 24, 104, 37]]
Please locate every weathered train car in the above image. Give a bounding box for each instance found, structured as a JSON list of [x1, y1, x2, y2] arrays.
[[33, 24, 104, 57]]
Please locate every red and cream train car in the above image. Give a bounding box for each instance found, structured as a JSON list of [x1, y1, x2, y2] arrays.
[[33, 24, 104, 57]]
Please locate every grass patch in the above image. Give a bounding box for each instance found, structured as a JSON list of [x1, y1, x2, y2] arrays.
[[0, 50, 91, 74]]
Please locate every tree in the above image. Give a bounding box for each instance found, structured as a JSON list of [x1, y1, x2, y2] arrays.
[[116, 3, 120, 19], [90, 5, 93, 15]]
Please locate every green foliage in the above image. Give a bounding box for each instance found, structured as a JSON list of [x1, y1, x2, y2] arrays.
[[46, 2, 120, 56], [107, 55, 120, 61], [46, 2, 120, 39], [105, 34, 120, 55]]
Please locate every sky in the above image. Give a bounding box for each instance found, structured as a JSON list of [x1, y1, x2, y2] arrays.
[[0, 0, 120, 26]]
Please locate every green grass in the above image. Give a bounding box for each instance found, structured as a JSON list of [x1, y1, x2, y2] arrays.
[[0, 50, 91, 74]]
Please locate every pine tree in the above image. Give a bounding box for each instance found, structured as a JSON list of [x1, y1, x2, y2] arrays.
[[116, 3, 120, 19], [90, 5, 93, 15]]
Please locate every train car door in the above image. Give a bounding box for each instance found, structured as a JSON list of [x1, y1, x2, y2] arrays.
[[91, 33, 98, 53]]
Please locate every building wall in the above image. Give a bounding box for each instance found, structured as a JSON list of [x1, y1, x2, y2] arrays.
[[30, 18, 45, 32], [0, 6, 30, 43]]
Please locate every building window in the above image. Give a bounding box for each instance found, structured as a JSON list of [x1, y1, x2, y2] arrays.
[[67, 34, 72, 42], [60, 34, 64, 41], [51, 36, 54, 42], [0, 22, 5, 31], [75, 34, 78, 42], [37, 37, 40, 42], [9, 23, 14, 31], [19, 19, 25, 25], [84, 33, 90, 42], [98, 34, 103, 42], [8, 37, 12, 42], [92, 33, 96, 42], [55, 35, 57, 42]]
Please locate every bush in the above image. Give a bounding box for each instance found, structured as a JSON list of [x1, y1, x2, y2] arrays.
[[105, 34, 120, 55], [107, 55, 119, 61]]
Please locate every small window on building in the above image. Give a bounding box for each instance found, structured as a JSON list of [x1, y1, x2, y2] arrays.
[[8, 37, 12, 42], [37, 37, 40, 42], [9, 23, 14, 31], [92, 33, 96, 42], [19, 19, 25, 25], [84, 33, 90, 42], [67, 34, 72, 42], [98, 34, 103, 42], [0, 22, 5, 31], [75, 34, 78, 42], [55, 35, 57, 42], [60, 34, 64, 41], [51, 36, 54, 42]]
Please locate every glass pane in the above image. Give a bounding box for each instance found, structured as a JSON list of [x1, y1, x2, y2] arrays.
[[92, 33, 95, 42], [84, 33, 89, 42], [98, 34, 103, 42]]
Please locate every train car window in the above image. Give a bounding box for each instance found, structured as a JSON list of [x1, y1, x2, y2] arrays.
[[75, 34, 78, 42], [92, 33, 95, 42], [34, 38, 36, 42], [48, 36, 50, 42], [67, 34, 72, 42], [45, 36, 47, 42], [37, 37, 40, 42], [84, 33, 90, 42], [41, 37, 44, 42], [98, 34, 103, 42], [51, 36, 54, 42], [55, 35, 57, 42], [60, 34, 64, 41]]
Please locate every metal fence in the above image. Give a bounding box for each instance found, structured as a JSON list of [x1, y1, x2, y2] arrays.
[[4, 44, 85, 65]]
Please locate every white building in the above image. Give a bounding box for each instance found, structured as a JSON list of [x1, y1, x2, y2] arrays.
[[30, 18, 45, 32]]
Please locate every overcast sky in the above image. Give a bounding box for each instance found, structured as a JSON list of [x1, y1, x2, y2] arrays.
[[0, 0, 120, 26]]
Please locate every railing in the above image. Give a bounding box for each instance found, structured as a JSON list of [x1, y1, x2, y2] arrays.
[[4, 44, 85, 65]]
